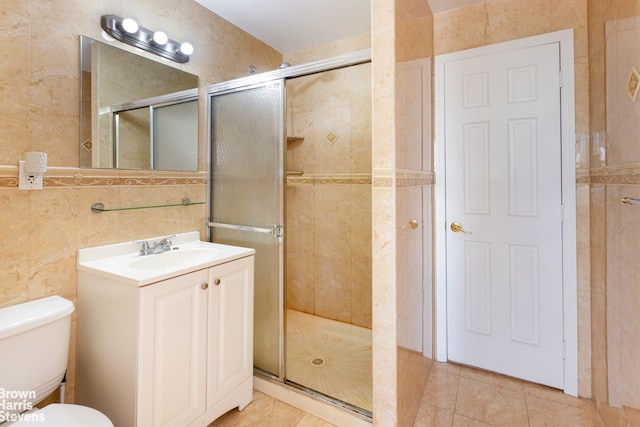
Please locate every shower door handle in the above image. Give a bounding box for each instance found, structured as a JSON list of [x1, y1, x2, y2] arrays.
[[208, 221, 284, 238]]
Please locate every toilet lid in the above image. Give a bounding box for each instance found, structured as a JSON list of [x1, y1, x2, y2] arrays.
[[10, 404, 114, 427]]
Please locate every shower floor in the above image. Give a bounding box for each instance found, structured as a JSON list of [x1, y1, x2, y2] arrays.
[[285, 309, 372, 413]]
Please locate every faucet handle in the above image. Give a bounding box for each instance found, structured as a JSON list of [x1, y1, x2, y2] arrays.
[[159, 234, 175, 247], [134, 240, 150, 255]]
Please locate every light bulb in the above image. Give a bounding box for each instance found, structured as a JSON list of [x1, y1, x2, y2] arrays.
[[121, 18, 139, 34], [101, 30, 115, 42], [179, 42, 194, 56], [153, 31, 168, 45]]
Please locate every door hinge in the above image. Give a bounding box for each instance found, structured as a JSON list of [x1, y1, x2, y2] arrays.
[[562, 341, 567, 360], [559, 70, 564, 88]]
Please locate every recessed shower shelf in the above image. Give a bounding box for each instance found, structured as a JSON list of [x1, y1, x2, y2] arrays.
[[287, 136, 304, 144], [91, 198, 204, 213]]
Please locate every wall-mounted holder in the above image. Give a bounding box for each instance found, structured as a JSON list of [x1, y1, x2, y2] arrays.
[[622, 197, 640, 206], [91, 197, 204, 213], [18, 152, 48, 190]]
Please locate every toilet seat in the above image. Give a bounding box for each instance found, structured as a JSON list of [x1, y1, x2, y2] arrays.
[[9, 404, 114, 427]]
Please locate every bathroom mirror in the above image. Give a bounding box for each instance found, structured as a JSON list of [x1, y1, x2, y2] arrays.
[[79, 36, 199, 171]]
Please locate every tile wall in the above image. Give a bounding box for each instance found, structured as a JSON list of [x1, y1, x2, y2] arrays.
[[285, 61, 373, 329], [371, 0, 399, 423], [6, 0, 638, 426], [588, 0, 640, 425], [0, 0, 282, 404], [394, 0, 435, 425]]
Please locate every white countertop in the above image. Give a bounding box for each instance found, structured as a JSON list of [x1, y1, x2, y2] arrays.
[[77, 231, 255, 286]]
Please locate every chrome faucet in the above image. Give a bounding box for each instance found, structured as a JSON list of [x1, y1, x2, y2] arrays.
[[137, 235, 175, 256]]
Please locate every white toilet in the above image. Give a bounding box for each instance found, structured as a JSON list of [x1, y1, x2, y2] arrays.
[[0, 295, 113, 426]]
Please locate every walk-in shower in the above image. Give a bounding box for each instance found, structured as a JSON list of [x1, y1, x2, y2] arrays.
[[207, 51, 372, 418]]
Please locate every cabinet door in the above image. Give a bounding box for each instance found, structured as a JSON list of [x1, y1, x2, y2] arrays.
[[208, 256, 254, 405], [138, 269, 209, 427]]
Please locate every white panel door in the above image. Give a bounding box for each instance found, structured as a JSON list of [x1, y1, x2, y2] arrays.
[[445, 42, 564, 388]]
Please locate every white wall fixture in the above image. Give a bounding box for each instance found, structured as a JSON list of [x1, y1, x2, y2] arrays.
[[101, 15, 194, 63], [18, 151, 47, 190]]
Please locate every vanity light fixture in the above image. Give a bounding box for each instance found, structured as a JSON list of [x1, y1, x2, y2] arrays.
[[101, 15, 194, 63]]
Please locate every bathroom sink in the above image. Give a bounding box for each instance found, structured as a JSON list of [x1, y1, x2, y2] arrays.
[[77, 231, 255, 286], [129, 248, 221, 270]]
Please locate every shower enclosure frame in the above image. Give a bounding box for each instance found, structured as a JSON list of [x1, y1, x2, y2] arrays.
[[206, 48, 372, 416]]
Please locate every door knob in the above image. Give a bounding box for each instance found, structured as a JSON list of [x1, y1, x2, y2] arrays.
[[401, 219, 419, 230], [450, 221, 471, 234]]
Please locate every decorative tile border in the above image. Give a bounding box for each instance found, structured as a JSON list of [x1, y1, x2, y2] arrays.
[[372, 170, 434, 188], [373, 177, 393, 187], [0, 167, 206, 188], [45, 175, 206, 187], [589, 165, 640, 185], [397, 171, 434, 187], [576, 168, 590, 184], [0, 177, 18, 188], [287, 173, 372, 185], [7, 166, 632, 188]]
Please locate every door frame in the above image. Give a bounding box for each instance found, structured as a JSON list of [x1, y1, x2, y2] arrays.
[[433, 29, 578, 396]]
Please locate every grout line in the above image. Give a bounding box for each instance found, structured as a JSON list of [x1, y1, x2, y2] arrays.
[[450, 367, 461, 427]]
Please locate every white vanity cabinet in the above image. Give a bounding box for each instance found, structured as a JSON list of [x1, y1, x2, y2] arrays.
[[76, 234, 254, 427]]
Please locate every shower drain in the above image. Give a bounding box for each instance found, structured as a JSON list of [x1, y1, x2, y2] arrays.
[[309, 357, 327, 367]]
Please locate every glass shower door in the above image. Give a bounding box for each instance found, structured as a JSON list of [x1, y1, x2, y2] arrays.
[[154, 100, 198, 171], [208, 80, 285, 378]]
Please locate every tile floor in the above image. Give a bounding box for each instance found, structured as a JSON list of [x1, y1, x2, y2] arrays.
[[209, 390, 335, 427], [413, 362, 604, 426], [210, 361, 605, 426]]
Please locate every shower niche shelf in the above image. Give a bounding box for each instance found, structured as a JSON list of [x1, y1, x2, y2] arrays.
[[287, 136, 304, 144]]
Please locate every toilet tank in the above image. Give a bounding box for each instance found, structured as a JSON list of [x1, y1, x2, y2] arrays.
[[0, 296, 74, 413]]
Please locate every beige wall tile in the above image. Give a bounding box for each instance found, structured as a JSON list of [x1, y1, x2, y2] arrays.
[[604, 16, 640, 166], [396, 186, 425, 351], [0, 0, 281, 406], [577, 182, 593, 398], [0, 188, 30, 306], [393, 1, 435, 423], [283, 33, 371, 65], [589, 32, 640, 427], [285, 59, 372, 328], [605, 186, 640, 408], [372, 0, 398, 423], [589, 183, 608, 408], [434, 0, 587, 56]]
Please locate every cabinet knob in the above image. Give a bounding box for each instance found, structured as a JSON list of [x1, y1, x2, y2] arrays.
[[214, 278, 221, 286], [201, 282, 209, 290]]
